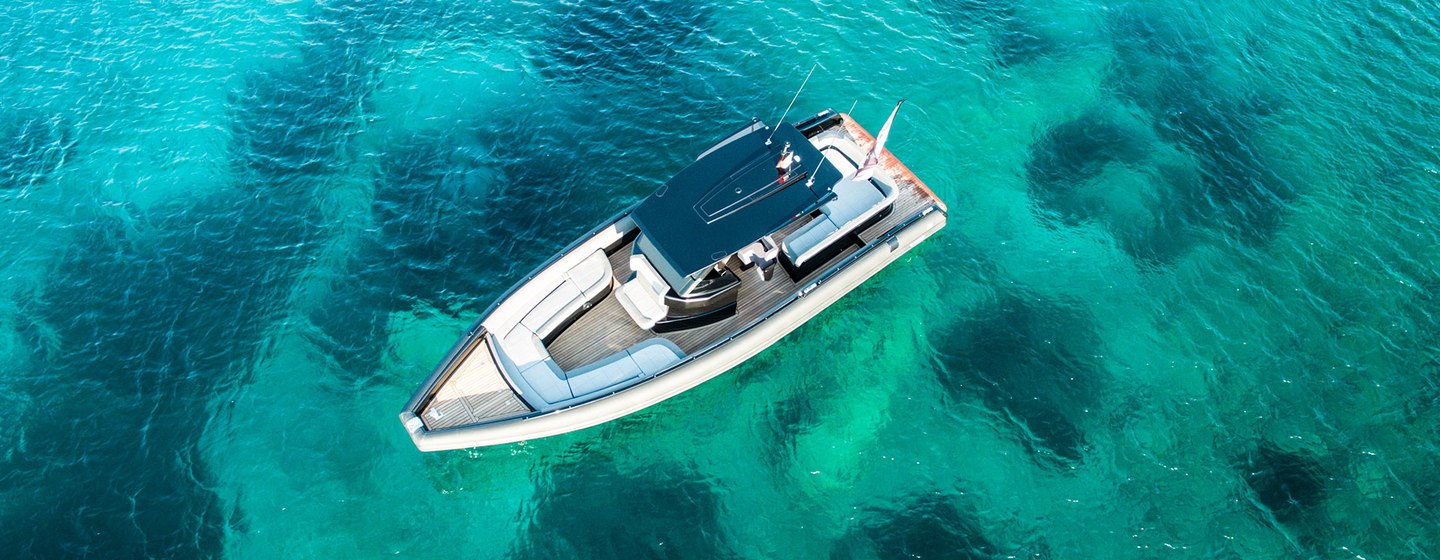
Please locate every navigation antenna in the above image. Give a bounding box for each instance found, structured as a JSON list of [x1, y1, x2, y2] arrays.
[[766, 62, 818, 147], [804, 147, 828, 188]]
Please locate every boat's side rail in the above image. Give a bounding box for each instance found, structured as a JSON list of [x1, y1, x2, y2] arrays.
[[793, 108, 842, 136]]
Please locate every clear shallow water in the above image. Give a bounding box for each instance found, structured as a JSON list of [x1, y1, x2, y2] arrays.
[[1, 0, 1438, 557]]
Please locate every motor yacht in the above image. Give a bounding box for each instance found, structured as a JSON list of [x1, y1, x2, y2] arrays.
[[399, 107, 947, 451]]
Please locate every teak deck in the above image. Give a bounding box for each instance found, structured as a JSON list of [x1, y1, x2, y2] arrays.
[[421, 338, 530, 430]]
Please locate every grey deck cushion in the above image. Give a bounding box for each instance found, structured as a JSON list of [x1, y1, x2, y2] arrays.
[[565, 351, 642, 398], [501, 326, 548, 368], [783, 216, 842, 266], [519, 360, 573, 403], [494, 248, 619, 406], [566, 338, 684, 398], [493, 329, 572, 406], [783, 177, 891, 266], [519, 249, 613, 341], [628, 338, 684, 376], [489, 251, 682, 409]]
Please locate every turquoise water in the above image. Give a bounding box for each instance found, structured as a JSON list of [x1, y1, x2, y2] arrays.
[[2, 0, 1438, 557]]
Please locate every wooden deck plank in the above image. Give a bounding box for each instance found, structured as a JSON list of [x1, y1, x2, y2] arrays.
[[420, 337, 530, 430], [550, 295, 650, 370]]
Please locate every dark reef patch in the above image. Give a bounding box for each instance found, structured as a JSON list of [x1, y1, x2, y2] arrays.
[[992, 21, 1052, 68], [0, 0, 409, 555], [933, 290, 1101, 466], [304, 114, 613, 380], [915, 0, 1014, 33], [527, 0, 726, 154], [832, 492, 1000, 560], [1108, 7, 1294, 242], [307, 130, 503, 377], [303, 0, 733, 378], [1025, 109, 1148, 226], [761, 391, 821, 470], [1241, 444, 1329, 523], [1106, 7, 1215, 113], [4, 196, 306, 557], [0, 110, 74, 191], [1020, 7, 1294, 264], [1023, 107, 1206, 264], [510, 456, 736, 559], [1156, 94, 1295, 245]]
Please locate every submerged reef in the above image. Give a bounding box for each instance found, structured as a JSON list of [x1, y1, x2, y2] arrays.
[[0, 110, 74, 191], [1242, 443, 1329, 523], [1111, 7, 1294, 244], [1025, 108, 1149, 226], [511, 456, 737, 559], [832, 492, 1005, 560], [933, 290, 1102, 467], [305, 112, 613, 382], [916, 0, 1057, 68], [1024, 7, 1293, 264], [933, 287, 1100, 463], [762, 391, 821, 468], [0, 0, 410, 554]]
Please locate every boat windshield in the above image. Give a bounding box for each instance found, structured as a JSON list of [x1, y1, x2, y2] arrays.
[[636, 233, 722, 296], [636, 234, 685, 292]]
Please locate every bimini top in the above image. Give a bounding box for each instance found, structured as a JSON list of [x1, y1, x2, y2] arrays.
[[632, 122, 843, 284]]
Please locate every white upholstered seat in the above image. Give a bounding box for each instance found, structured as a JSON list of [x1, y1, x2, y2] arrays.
[[616, 252, 670, 330]]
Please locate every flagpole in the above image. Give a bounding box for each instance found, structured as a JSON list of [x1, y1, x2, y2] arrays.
[[854, 99, 905, 181], [766, 62, 818, 147]]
